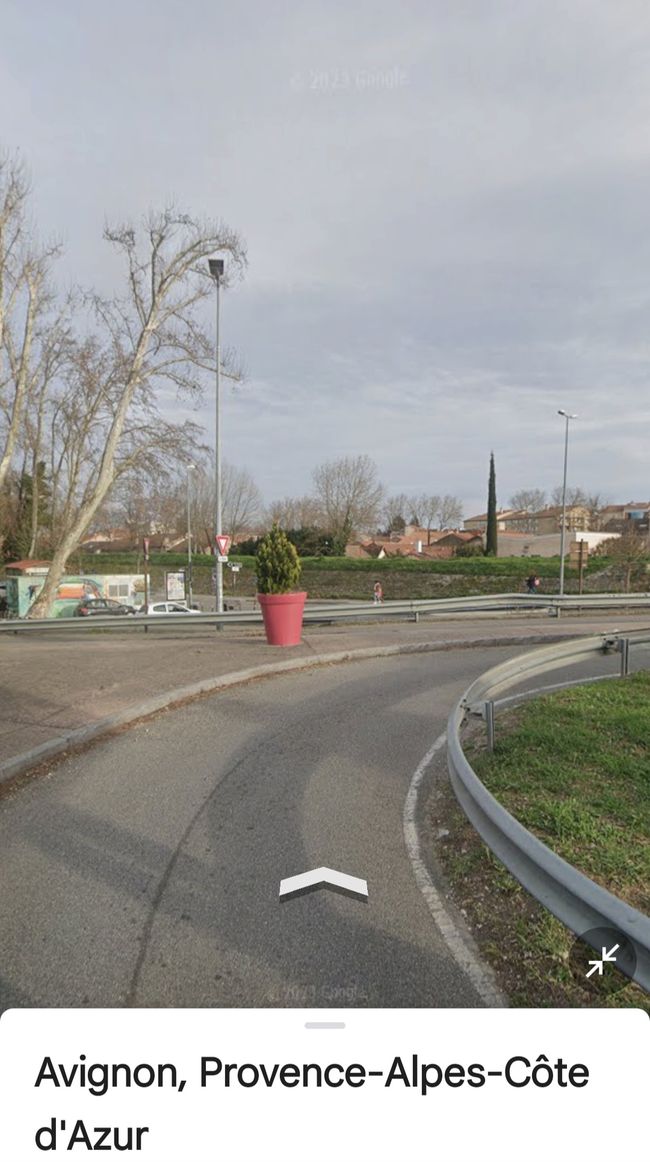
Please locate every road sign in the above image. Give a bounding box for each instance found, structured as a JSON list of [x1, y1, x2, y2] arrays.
[[215, 534, 231, 556], [570, 542, 586, 563], [217, 554, 228, 563]]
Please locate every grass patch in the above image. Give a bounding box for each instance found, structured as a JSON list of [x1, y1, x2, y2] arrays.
[[431, 784, 649, 1010], [431, 673, 650, 1008], [468, 673, 650, 913], [64, 552, 607, 577]]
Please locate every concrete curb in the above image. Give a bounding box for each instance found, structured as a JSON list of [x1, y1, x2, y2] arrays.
[[0, 631, 575, 787]]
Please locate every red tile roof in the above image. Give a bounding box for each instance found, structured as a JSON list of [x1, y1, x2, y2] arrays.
[[5, 559, 52, 571]]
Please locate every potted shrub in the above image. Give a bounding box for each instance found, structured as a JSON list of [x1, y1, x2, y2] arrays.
[[255, 524, 307, 646]]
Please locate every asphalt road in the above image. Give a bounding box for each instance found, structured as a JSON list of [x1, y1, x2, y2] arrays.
[[0, 643, 628, 1011]]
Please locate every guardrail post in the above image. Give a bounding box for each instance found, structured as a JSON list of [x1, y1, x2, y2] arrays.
[[620, 637, 630, 677], [411, 611, 419, 623], [485, 700, 495, 751]]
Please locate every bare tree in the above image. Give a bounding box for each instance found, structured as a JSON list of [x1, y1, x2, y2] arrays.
[[266, 494, 321, 531], [550, 484, 588, 508], [437, 494, 463, 529], [0, 153, 67, 502], [585, 493, 606, 530], [109, 471, 187, 541], [182, 461, 263, 549], [181, 467, 214, 551], [221, 462, 263, 543], [410, 493, 442, 543], [509, 489, 547, 512], [596, 532, 649, 592], [383, 493, 411, 533], [28, 208, 246, 616], [507, 489, 547, 532], [312, 454, 384, 546], [23, 299, 75, 555], [44, 336, 206, 549]]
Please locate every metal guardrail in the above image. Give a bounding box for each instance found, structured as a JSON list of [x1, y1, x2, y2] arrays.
[[447, 632, 650, 991], [1, 591, 650, 633]]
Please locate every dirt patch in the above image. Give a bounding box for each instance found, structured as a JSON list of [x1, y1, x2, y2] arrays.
[[429, 776, 649, 1011]]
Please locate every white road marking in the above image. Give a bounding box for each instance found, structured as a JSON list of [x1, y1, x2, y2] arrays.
[[279, 867, 368, 900], [403, 731, 506, 1007]]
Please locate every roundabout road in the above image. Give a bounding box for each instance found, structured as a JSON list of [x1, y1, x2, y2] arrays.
[[0, 643, 625, 1011]]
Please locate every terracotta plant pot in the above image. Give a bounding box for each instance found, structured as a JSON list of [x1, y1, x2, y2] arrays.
[[257, 591, 307, 646]]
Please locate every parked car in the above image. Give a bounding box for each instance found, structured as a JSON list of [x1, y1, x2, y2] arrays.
[[74, 597, 136, 617], [137, 601, 201, 615]]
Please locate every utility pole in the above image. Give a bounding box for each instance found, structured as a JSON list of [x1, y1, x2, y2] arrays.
[[558, 410, 577, 597], [186, 464, 194, 607], [208, 258, 225, 613]]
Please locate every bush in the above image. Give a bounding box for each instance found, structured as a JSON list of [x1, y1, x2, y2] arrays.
[[454, 543, 484, 558], [285, 526, 342, 556], [233, 536, 262, 555], [255, 525, 302, 594]]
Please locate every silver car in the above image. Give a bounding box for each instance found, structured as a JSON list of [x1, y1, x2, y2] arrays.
[[138, 601, 201, 615]]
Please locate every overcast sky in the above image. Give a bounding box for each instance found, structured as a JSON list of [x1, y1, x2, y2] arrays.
[[4, 1, 650, 519]]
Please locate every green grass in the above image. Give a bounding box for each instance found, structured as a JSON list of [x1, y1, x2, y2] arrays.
[[468, 673, 650, 912], [54, 551, 611, 577], [0, 550, 624, 604], [431, 672, 650, 1009]]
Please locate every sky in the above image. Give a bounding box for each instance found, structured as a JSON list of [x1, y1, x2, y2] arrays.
[[3, 0, 650, 520]]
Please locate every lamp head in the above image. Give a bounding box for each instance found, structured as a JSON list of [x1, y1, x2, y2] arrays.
[[208, 258, 225, 280]]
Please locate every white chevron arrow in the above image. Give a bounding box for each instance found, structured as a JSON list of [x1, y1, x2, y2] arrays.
[[279, 867, 368, 901]]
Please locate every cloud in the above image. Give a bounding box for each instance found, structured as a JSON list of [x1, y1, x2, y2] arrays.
[[3, 0, 650, 517]]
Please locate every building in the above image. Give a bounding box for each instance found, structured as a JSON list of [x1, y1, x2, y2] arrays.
[[465, 505, 591, 536], [345, 529, 483, 560], [495, 531, 620, 558], [622, 502, 650, 534], [462, 509, 517, 533], [3, 560, 147, 617]]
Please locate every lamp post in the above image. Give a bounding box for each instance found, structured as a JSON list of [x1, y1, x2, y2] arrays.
[[558, 409, 577, 597], [208, 257, 225, 613], [186, 463, 195, 607]]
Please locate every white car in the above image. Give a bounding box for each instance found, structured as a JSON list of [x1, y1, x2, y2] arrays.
[[138, 601, 202, 615]]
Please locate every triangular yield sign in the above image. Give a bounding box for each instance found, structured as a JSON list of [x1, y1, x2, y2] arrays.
[[216, 534, 231, 555]]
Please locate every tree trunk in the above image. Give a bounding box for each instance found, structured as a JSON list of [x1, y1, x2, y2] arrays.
[[25, 529, 81, 617]]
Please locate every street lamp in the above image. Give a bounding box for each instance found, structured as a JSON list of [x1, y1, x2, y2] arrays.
[[208, 257, 225, 613], [558, 409, 577, 597], [186, 463, 195, 607]]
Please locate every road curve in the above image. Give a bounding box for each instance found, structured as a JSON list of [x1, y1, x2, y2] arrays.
[[0, 643, 612, 1011]]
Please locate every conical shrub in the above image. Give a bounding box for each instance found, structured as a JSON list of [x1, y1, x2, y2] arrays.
[[255, 524, 302, 594]]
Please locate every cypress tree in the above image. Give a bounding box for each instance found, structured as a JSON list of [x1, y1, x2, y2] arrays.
[[485, 451, 497, 556]]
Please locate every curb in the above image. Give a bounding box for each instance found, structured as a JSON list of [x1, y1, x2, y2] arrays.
[[0, 631, 577, 787], [404, 731, 508, 1007]]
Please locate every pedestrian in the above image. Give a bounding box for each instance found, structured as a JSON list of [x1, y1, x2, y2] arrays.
[[373, 580, 383, 604], [525, 573, 540, 594]]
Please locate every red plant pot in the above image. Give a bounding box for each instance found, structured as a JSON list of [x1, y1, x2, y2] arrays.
[[257, 591, 307, 646]]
